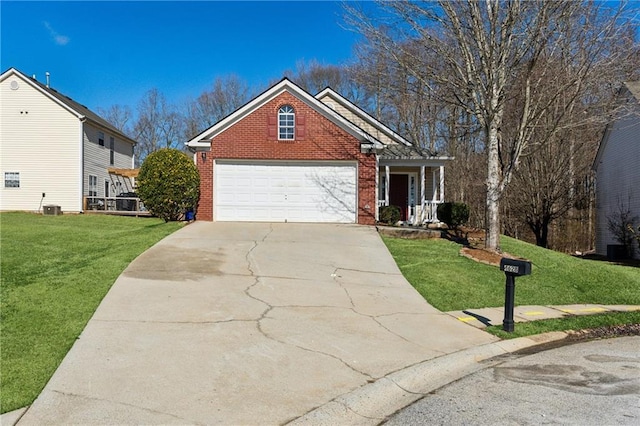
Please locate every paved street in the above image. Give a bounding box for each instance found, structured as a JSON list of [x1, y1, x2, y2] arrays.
[[386, 336, 640, 425]]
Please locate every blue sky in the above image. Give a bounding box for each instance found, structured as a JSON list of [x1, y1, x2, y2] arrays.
[[1, 1, 365, 112]]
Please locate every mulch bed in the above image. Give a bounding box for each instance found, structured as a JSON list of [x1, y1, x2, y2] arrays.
[[441, 227, 516, 267], [378, 224, 516, 267], [566, 323, 640, 340]]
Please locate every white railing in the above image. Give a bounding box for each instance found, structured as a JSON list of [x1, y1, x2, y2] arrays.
[[421, 201, 441, 223], [378, 200, 442, 223]]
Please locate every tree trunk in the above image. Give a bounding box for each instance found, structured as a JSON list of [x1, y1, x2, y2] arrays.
[[529, 217, 550, 248], [485, 121, 501, 251]]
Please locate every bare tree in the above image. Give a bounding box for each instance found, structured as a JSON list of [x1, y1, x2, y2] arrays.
[[348, 0, 635, 251], [284, 59, 369, 106], [97, 104, 134, 136], [133, 88, 185, 162], [184, 74, 250, 139]]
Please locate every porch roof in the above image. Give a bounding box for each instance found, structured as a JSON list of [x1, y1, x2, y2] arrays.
[[378, 144, 452, 161]]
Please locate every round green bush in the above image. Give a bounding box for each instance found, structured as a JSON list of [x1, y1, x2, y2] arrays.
[[136, 149, 200, 222], [437, 202, 470, 230], [379, 205, 401, 225]]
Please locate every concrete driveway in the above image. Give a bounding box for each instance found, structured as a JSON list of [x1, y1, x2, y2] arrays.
[[18, 222, 496, 425]]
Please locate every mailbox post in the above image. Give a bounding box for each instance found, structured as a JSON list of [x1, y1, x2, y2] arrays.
[[499, 258, 532, 332]]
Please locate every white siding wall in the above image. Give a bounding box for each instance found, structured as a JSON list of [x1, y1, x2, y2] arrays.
[[83, 124, 135, 198], [1, 75, 81, 212], [595, 111, 640, 258]]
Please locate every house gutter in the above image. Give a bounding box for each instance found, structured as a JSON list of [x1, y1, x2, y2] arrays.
[[79, 116, 86, 213]]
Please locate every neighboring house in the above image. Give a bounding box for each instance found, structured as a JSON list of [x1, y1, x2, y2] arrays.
[[593, 81, 640, 259], [0, 68, 137, 213], [186, 78, 450, 224]]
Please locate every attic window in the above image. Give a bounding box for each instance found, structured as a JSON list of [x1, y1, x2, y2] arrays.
[[278, 105, 295, 140], [98, 131, 105, 147]]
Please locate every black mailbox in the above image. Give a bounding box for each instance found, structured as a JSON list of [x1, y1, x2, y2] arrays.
[[500, 257, 532, 333], [500, 258, 531, 276]]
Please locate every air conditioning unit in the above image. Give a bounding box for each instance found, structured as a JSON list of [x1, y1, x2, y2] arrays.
[[43, 205, 62, 216]]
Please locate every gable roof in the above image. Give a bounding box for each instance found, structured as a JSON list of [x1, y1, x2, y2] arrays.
[[0, 67, 136, 145], [315, 87, 414, 147], [593, 81, 640, 171], [186, 78, 382, 149]]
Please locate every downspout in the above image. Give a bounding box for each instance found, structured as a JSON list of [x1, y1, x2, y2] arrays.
[[79, 117, 86, 212]]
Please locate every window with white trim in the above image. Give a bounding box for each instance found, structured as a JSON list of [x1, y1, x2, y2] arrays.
[[278, 105, 295, 140], [98, 132, 105, 147], [89, 175, 98, 196], [4, 172, 20, 188]]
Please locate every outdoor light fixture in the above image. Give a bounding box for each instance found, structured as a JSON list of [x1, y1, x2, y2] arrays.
[[200, 152, 207, 162], [360, 143, 375, 155]]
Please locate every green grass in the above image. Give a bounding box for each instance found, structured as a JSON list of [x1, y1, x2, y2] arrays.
[[486, 311, 640, 339], [382, 235, 640, 312], [0, 212, 182, 413], [383, 235, 640, 339]]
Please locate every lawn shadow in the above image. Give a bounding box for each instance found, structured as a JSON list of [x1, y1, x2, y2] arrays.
[[440, 228, 470, 246], [573, 253, 640, 268]]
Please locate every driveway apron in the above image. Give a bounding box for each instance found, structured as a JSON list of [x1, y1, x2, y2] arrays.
[[19, 222, 496, 425]]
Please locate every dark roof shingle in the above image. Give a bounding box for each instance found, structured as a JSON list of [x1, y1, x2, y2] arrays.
[[378, 144, 437, 160]]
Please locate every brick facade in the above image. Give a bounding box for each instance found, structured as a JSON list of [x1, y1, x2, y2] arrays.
[[195, 91, 376, 225]]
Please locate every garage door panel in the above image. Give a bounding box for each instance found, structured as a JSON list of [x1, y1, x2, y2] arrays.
[[215, 162, 356, 223]]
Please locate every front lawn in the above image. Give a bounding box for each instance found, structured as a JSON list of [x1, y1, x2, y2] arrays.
[[0, 212, 182, 413], [382, 235, 640, 312]]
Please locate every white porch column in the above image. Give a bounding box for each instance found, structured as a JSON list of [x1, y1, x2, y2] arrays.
[[420, 165, 426, 223], [439, 165, 445, 202], [385, 165, 390, 206], [432, 169, 438, 202]]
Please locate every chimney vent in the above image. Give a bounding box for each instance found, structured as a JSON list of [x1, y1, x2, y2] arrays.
[[46, 72, 50, 88]]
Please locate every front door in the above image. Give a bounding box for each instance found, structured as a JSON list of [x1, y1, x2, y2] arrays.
[[389, 174, 409, 221]]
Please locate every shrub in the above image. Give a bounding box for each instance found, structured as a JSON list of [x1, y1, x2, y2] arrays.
[[379, 205, 401, 225], [137, 149, 200, 222], [437, 202, 470, 230]]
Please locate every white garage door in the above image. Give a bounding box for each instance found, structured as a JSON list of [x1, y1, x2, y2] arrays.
[[215, 162, 357, 223]]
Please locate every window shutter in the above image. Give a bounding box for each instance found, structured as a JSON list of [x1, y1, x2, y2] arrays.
[[267, 114, 277, 140], [296, 114, 306, 140]]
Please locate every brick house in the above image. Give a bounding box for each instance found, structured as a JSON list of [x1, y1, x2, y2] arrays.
[[186, 78, 450, 225]]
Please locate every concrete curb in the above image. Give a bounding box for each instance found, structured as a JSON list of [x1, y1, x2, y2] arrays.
[[288, 331, 569, 425]]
